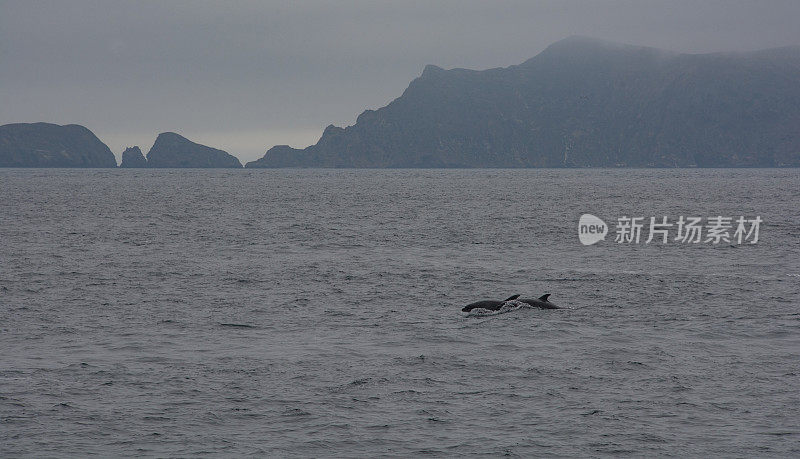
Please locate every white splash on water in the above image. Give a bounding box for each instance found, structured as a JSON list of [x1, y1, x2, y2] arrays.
[[466, 300, 527, 316]]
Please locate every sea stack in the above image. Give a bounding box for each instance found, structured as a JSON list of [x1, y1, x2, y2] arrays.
[[120, 146, 147, 168]]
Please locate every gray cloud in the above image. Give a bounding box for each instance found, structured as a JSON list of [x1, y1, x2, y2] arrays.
[[2, 0, 799, 162]]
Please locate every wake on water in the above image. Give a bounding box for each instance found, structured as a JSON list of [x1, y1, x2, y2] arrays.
[[463, 300, 529, 317]]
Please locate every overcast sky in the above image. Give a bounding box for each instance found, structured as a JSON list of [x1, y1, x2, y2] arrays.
[[2, 0, 800, 163]]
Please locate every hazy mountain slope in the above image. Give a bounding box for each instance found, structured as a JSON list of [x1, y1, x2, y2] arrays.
[[247, 36, 800, 168]]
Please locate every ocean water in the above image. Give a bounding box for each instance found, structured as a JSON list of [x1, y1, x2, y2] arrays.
[[1, 168, 799, 457]]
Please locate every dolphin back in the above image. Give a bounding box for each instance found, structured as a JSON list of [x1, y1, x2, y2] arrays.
[[462, 294, 559, 312], [520, 294, 559, 309]]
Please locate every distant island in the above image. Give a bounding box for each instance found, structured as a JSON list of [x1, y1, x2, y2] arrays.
[[136, 132, 242, 168], [2, 36, 800, 168], [0, 123, 117, 168], [1, 126, 242, 168]]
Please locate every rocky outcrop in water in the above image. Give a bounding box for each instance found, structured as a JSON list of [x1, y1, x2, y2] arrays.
[[0, 122, 117, 167], [246, 36, 800, 168], [146, 132, 242, 168], [120, 146, 147, 168]]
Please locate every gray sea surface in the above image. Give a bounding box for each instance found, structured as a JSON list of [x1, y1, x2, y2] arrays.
[[1, 168, 799, 457]]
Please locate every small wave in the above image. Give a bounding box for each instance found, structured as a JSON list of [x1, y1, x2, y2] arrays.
[[219, 323, 257, 329]]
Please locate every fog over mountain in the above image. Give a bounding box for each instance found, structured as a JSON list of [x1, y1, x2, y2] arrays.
[[2, 1, 800, 163], [245, 37, 800, 168]]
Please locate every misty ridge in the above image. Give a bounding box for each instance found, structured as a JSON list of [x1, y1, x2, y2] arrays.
[[2, 36, 799, 168]]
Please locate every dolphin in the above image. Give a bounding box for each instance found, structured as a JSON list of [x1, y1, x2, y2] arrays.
[[461, 294, 520, 312], [461, 294, 558, 312], [519, 294, 559, 310]]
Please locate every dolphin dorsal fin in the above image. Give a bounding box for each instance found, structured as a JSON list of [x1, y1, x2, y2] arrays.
[[538, 294, 551, 302], [503, 294, 520, 301]]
